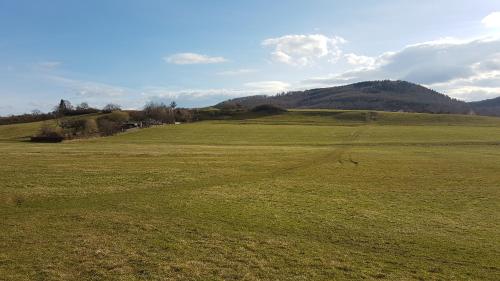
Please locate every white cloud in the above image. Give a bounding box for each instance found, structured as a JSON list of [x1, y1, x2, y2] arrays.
[[429, 63, 500, 101], [440, 86, 500, 101], [302, 36, 500, 101], [262, 34, 346, 66], [482, 12, 500, 29], [244, 81, 290, 93], [164, 52, 227, 65], [344, 53, 376, 68], [216, 68, 257, 76]]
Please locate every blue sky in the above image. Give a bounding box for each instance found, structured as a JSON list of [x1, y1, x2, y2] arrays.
[[1, 0, 500, 114]]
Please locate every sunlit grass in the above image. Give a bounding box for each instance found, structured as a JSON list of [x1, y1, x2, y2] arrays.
[[1, 110, 499, 280]]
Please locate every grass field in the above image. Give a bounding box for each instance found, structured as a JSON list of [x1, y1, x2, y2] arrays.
[[1, 110, 499, 280]]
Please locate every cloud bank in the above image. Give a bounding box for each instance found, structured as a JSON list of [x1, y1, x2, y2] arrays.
[[303, 36, 500, 101]]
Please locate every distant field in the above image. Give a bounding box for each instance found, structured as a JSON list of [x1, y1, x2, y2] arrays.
[[1, 110, 499, 280]]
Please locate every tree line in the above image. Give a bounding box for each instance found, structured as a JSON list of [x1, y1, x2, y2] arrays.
[[0, 100, 117, 125], [25, 100, 196, 142]]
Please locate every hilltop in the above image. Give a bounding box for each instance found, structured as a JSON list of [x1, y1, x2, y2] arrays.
[[470, 97, 500, 116], [217, 80, 476, 115]]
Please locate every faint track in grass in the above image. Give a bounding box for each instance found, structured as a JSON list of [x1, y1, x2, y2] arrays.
[[275, 126, 368, 175]]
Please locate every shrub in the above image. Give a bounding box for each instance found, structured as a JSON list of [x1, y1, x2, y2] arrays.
[[30, 135, 64, 142], [251, 104, 287, 114], [96, 111, 129, 136], [220, 103, 245, 115], [84, 119, 99, 135], [59, 119, 87, 137], [97, 118, 120, 136], [174, 109, 194, 122], [31, 123, 64, 142], [107, 111, 129, 123], [129, 110, 146, 121]]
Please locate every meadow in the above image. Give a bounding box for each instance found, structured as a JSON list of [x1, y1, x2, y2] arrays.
[[1, 110, 499, 280]]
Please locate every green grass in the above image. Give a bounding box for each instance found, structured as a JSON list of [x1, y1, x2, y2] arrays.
[[0, 113, 102, 142], [1, 110, 499, 280]]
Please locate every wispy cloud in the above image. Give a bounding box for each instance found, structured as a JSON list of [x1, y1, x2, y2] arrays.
[[143, 81, 290, 100], [43, 73, 292, 110], [138, 80, 293, 108], [36, 61, 62, 70], [216, 68, 257, 76], [141, 87, 245, 99], [0, 105, 14, 112], [164, 52, 228, 65], [47, 75, 129, 97]]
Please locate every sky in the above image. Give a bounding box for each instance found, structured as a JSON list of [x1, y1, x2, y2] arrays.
[[1, 0, 500, 115]]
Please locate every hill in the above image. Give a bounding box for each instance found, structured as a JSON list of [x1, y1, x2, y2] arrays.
[[470, 97, 500, 116], [217, 80, 473, 114]]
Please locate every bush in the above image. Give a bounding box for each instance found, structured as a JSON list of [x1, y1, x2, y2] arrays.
[[107, 111, 129, 123], [129, 110, 146, 121], [220, 103, 246, 115], [31, 123, 64, 142], [96, 111, 129, 136], [59, 119, 87, 138], [251, 104, 287, 114], [84, 119, 99, 135], [97, 119, 121, 136], [30, 135, 64, 142], [174, 109, 194, 122]]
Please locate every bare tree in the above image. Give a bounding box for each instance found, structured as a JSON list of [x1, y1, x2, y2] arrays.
[[102, 103, 121, 113], [144, 102, 174, 124], [76, 102, 90, 110]]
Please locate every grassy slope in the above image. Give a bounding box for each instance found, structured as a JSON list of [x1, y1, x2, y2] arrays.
[[0, 113, 103, 142], [0, 110, 499, 280], [0, 121, 46, 141]]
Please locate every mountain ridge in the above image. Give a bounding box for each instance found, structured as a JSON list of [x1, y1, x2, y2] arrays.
[[469, 97, 500, 116], [217, 80, 499, 116]]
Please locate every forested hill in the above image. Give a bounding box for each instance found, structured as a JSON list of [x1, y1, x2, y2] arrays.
[[217, 80, 473, 115], [469, 97, 500, 117]]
